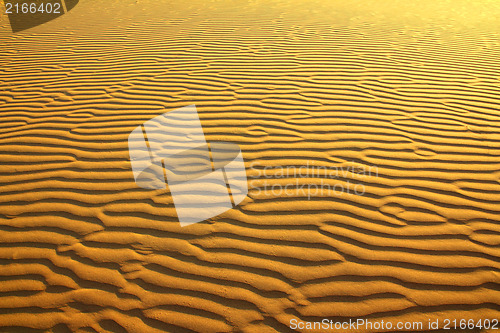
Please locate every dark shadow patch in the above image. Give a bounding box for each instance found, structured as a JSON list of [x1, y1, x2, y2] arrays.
[[5, 0, 79, 33]]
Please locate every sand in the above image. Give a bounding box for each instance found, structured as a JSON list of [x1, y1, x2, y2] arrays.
[[0, 0, 500, 332]]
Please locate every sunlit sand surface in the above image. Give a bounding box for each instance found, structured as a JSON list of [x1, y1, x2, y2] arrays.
[[1, 0, 500, 331]]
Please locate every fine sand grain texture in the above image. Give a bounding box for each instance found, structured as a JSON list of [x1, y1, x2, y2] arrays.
[[1, 0, 500, 332]]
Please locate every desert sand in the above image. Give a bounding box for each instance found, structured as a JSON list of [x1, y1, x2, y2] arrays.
[[0, 0, 500, 332]]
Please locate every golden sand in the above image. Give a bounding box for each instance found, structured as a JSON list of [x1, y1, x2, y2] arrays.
[[0, 0, 500, 331]]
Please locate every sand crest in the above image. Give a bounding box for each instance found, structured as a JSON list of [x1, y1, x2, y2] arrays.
[[0, 0, 500, 332]]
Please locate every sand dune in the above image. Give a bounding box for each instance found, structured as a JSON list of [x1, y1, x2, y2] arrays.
[[0, 0, 500, 331]]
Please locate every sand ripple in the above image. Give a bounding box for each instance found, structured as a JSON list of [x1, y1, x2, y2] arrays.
[[1, 0, 500, 331]]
